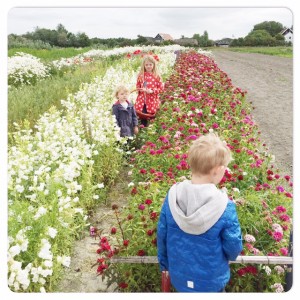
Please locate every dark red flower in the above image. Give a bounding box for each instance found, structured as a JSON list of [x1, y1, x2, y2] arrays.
[[137, 249, 146, 256], [119, 282, 128, 289]]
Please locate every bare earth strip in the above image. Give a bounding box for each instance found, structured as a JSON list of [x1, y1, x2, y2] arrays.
[[211, 50, 293, 176]]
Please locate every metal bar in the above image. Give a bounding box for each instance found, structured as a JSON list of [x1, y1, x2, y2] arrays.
[[109, 255, 293, 265]]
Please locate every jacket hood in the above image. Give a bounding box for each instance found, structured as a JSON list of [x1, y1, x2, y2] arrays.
[[168, 180, 228, 234]]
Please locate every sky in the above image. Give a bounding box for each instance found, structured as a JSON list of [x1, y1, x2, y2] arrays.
[[7, 7, 293, 41]]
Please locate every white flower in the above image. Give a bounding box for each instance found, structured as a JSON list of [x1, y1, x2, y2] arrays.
[[57, 255, 71, 267], [272, 223, 283, 234], [274, 265, 285, 274], [8, 245, 21, 258], [232, 187, 240, 193], [16, 185, 25, 193], [271, 283, 284, 293], [128, 182, 134, 187], [244, 234, 256, 243], [34, 206, 47, 220], [263, 266, 271, 275], [40, 287, 46, 293], [38, 239, 52, 260], [93, 195, 99, 200], [47, 227, 57, 239]]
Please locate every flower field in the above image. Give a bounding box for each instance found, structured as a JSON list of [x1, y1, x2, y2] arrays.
[[93, 50, 293, 292], [8, 46, 292, 293]]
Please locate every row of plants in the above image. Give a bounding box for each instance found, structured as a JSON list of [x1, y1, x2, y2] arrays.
[[7, 46, 179, 292], [8, 45, 189, 89], [94, 51, 293, 292]]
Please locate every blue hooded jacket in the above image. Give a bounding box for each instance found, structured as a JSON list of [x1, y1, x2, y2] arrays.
[[157, 181, 243, 292]]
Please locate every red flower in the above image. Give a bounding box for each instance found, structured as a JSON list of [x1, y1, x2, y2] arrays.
[[140, 168, 147, 174], [145, 199, 152, 205], [111, 227, 117, 234], [119, 282, 128, 289], [123, 240, 129, 247], [137, 249, 146, 256], [131, 187, 138, 195], [237, 175, 244, 181], [150, 212, 158, 220], [147, 229, 154, 236]]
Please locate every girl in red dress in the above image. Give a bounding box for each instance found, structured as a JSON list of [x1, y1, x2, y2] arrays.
[[135, 55, 164, 127]]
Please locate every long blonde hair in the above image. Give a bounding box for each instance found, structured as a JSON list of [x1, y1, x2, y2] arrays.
[[138, 55, 161, 79]]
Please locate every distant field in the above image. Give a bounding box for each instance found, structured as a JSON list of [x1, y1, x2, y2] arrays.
[[8, 47, 92, 62], [210, 46, 293, 58]]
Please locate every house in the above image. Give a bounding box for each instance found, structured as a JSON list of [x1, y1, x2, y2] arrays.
[[280, 27, 293, 43], [215, 38, 233, 47], [154, 33, 174, 42], [174, 38, 198, 46]]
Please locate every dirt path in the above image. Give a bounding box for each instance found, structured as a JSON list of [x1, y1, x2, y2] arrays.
[[55, 166, 131, 293], [211, 50, 293, 176]]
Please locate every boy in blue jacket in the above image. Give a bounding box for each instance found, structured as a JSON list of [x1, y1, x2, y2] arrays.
[[157, 133, 243, 292]]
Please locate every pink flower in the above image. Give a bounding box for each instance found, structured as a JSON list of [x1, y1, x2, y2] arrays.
[[272, 231, 283, 242], [280, 247, 288, 255], [275, 206, 286, 213], [276, 186, 285, 193], [279, 214, 290, 222], [138, 204, 145, 211]]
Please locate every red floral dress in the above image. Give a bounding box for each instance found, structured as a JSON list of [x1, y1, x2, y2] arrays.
[[135, 72, 164, 115]]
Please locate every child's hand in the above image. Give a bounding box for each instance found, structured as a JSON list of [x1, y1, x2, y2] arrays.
[[146, 88, 153, 94], [134, 126, 139, 135]]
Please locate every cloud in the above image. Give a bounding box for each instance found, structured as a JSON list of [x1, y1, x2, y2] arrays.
[[7, 7, 292, 40]]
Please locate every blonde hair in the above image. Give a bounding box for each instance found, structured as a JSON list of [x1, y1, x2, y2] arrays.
[[138, 55, 161, 79], [114, 85, 129, 98], [188, 133, 232, 175]]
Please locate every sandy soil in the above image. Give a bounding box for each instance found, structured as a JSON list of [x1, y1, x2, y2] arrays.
[[211, 50, 293, 176], [55, 167, 130, 293]]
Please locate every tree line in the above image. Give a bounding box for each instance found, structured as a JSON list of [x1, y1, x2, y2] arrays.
[[8, 21, 291, 50]]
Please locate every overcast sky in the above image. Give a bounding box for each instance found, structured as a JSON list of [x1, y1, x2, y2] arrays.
[[7, 7, 293, 41]]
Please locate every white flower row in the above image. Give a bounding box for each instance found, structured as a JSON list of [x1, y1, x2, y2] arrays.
[[8, 45, 177, 292]]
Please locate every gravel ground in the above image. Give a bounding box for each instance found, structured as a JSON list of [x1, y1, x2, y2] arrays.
[[211, 50, 293, 176]]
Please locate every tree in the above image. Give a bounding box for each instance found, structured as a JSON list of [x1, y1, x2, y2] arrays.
[[244, 30, 276, 46], [230, 37, 245, 47], [253, 21, 284, 37], [193, 31, 213, 47], [136, 35, 148, 45]]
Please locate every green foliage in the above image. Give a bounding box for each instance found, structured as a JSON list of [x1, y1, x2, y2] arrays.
[[193, 31, 214, 47], [8, 47, 92, 62], [8, 34, 52, 50], [224, 46, 293, 58], [253, 21, 284, 37], [8, 58, 121, 137], [244, 30, 276, 46]]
